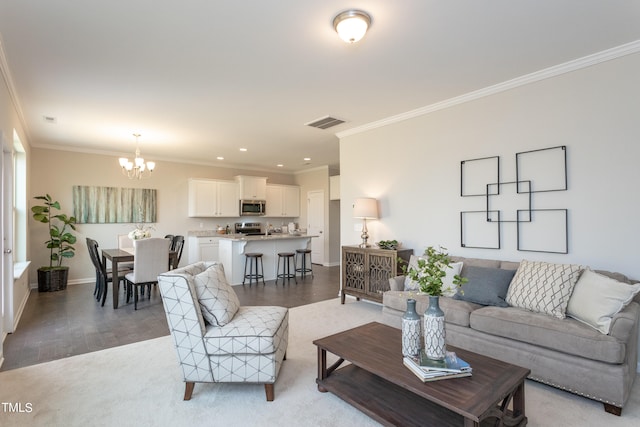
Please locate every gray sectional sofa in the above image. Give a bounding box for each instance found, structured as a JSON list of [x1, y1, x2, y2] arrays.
[[382, 256, 640, 416]]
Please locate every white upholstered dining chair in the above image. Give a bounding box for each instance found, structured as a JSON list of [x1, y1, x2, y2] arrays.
[[157, 262, 288, 401], [124, 237, 171, 310]]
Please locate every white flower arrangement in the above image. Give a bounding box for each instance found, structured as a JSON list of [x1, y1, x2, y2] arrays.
[[128, 224, 154, 240]]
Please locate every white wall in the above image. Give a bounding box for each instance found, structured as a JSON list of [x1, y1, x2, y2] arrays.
[[339, 52, 640, 279], [29, 148, 297, 284]]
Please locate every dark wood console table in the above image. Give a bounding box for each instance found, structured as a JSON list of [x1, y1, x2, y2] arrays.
[[341, 246, 412, 304]]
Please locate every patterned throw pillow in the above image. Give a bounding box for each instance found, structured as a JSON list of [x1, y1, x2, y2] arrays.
[[505, 260, 582, 319], [192, 263, 240, 326]]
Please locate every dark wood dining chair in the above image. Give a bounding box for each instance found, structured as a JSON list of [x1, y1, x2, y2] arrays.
[[86, 237, 130, 306], [171, 235, 185, 269]]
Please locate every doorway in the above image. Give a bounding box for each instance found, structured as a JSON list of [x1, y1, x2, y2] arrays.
[[307, 190, 325, 265]]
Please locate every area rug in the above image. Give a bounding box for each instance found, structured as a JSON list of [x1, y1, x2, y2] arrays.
[[0, 298, 638, 426]]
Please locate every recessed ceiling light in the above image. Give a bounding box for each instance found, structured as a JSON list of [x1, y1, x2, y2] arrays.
[[217, 156, 224, 160], [303, 157, 311, 161], [239, 148, 247, 152], [277, 164, 284, 168]]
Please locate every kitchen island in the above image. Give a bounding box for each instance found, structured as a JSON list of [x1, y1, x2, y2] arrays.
[[218, 234, 316, 285]]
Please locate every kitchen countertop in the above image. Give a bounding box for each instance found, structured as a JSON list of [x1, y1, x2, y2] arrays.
[[219, 233, 316, 241], [188, 230, 315, 240], [188, 230, 228, 237]]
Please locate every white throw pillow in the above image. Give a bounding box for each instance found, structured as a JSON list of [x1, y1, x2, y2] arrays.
[[567, 269, 640, 334], [442, 262, 464, 297], [505, 260, 582, 319], [192, 263, 240, 326], [403, 254, 463, 296]]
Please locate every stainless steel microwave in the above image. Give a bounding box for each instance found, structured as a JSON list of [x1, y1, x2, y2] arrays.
[[239, 199, 266, 216]]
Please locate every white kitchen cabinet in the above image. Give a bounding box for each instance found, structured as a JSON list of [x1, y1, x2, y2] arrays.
[[236, 175, 267, 200], [188, 179, 239, 217], [265, 184, 300, 217], [188, 236, 222, 263]]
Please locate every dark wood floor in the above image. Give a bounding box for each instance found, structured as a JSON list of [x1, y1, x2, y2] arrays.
[[1, 265, 340, 371]]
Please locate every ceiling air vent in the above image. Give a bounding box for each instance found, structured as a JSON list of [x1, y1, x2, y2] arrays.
[[305, 116, 345, 130]]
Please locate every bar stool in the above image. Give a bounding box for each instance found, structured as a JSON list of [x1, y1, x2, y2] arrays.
[[295, 249, 313, 279], [276, 252, 297, 285], [243, 253, 265, 286]]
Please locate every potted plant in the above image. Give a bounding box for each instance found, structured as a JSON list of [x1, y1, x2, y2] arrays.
[[406, 246, 468, 360], [32, 194, 77, 291], [406, 246, 467, 296]]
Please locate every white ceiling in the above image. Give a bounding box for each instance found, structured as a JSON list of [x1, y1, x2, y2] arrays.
[[1, 1, 639, 173]]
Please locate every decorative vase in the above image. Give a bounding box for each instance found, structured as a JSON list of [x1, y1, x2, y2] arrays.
[[423, 295, 446, 360], [401, 298, 421, 357]]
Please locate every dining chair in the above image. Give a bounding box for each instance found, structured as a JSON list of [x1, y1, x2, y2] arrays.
[[171, 235, 185, 269], [117, 233, 135, 270], [86, 238, 130, 306], [124, 237, 171, 310]]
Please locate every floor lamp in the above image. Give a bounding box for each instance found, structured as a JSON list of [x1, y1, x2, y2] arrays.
[[353, 198, 378, 248]]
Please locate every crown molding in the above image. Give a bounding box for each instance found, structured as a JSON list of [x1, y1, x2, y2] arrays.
[[337, 40, 640, 139]]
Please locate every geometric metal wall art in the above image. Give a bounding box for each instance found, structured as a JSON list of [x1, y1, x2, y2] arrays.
[[461, 156, 499, 197], [72, 185, 157, 224], [517, 209, 568, 254], [516, 146, 567, 193], [460, 145, 569, 253], [460, 211, 501, 249]]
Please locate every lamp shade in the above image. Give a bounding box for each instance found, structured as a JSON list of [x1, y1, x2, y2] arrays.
[[353, 198, 378, 219]]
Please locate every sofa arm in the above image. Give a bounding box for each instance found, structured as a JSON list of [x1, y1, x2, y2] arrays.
[[389, 276, 405, 291], [608, 301, 639, 342]]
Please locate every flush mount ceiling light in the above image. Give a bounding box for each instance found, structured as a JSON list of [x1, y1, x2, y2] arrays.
[[118, 133, 155, 180], [333, 9, 371, 43]]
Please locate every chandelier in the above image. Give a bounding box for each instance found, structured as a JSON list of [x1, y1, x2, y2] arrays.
[[118, 133, 156, 179]]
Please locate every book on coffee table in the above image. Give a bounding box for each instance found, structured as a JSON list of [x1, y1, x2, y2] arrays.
[[403, 357, 472, 382], [419, 350, 472, 373]]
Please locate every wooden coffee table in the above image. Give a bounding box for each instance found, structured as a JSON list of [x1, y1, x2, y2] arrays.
[[313, 322, 530, 427]]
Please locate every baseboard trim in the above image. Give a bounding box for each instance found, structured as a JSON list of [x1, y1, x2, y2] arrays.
[[29, 277, 93, 290]]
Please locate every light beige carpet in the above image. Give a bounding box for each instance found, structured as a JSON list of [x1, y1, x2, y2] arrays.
[[0, 298, 639, 427]]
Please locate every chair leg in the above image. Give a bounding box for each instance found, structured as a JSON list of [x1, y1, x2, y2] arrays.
[[264, 383, 274, 401], [134, 285, 139, 310], [100, 277, 109, 307], [184, 382, 195, 401]]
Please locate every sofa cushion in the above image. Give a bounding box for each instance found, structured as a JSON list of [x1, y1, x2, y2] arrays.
[[404, 255, 463, 296], [505, 260, 582, 319], [451, 257, 501, 274], [470, 306, 626, 364], [567, 269, 640, 334], [193, 263, 240, 326], [453, 266, 516, 307], [383, 291, 482, 327], [204, 306, 288, 355]]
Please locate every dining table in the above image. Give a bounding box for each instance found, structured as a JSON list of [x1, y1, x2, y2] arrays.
[[101, 248, 176, 309]]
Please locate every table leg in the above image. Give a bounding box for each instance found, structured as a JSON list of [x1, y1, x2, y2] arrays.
[[111, 258, 120, 309], [512, 380, 526, 420], [463, 418, 479, 427], [317, 347, 328, 392]]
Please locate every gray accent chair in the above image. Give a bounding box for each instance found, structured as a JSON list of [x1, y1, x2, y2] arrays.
[[158, 262, 288, 401]]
